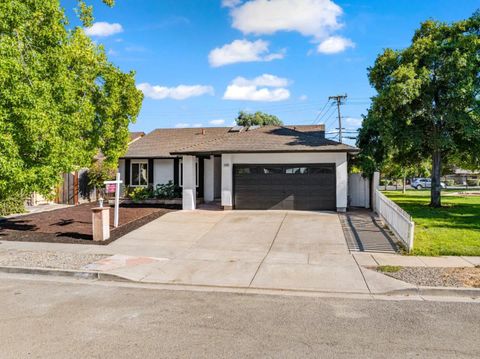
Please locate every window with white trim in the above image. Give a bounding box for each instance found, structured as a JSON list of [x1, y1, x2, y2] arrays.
[[179, 159, 199, 187], [131, 160, 148, 186]]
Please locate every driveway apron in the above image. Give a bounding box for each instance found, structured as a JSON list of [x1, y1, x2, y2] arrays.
[[100, 210, 370, 293]]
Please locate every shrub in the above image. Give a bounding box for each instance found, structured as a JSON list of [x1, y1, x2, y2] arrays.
[[0, 193, 27, 216], [466, 179, 479, 186], [445, 179, 455, 186], [87, 161, 116, 200], [125, 186, 153, 202], [154, 181, 181, 199]]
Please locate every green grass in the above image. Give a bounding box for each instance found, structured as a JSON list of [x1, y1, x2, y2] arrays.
[[383, 190, 480, 256], [377, 265, 402, 273]]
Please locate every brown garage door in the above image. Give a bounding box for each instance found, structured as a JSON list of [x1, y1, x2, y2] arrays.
[[233, 164, 336, 210]]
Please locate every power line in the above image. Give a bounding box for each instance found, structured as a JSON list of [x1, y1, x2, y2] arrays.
[[312, 99, 331, 124]]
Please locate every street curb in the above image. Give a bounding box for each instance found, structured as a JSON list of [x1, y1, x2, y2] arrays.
[[383, 286, 480, 298], [0, 265, 133, 282], [0, 265, 478, 298]]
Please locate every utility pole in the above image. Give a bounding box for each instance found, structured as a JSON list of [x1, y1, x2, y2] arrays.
[[328, 94, 347, 143]]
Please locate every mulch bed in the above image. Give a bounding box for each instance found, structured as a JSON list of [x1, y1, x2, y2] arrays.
[[0, 203, 177, 245], [379, 266, 480, 288]]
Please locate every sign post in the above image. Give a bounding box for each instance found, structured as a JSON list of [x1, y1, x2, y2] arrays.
[[104, 172, 123, 228]]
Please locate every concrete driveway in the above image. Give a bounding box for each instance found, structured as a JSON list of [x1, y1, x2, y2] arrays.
[[105, 210, 369, 293]]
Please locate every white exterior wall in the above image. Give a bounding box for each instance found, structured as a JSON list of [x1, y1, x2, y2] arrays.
[[154, 159, 174, 186], [204, 156, 214, 202], [182, 155, 197, 210], [221, 152, 348, 211], [348, 173, 370, 208]]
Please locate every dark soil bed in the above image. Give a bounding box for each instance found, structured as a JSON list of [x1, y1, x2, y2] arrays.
[[0, 203, 177, 245], [378, 266, 480, 288]]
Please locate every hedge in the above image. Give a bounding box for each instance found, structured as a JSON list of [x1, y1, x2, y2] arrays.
[[0, 194, 26, 216]]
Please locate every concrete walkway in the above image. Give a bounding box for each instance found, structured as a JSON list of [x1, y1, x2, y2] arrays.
[[86, 210, 374, 293], [1, 210, 477, 296], [0, 210, 415, 295], [340, 209, 399, 253]]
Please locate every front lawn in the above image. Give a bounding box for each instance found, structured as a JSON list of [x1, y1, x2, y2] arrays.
[[383, 190, 480, 256]]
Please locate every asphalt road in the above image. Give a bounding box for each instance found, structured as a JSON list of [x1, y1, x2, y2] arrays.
[[0, 276, 479, 358]]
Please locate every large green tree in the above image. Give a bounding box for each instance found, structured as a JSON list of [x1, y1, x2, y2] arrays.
[[358, 12, 480, 207], [235, 111, 283, 126], [0, 0, 143, 205]]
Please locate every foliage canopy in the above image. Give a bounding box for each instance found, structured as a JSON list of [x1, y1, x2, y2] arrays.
[[235, 111, 283, 127], [357, 12, 480, 206], [0, 0, 143, 202]]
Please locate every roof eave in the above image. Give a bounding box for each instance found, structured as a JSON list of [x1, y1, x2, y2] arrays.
[[171, 148, 360, 156]]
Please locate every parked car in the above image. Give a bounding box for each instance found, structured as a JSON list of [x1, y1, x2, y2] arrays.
[[411, 178, 446, 189]]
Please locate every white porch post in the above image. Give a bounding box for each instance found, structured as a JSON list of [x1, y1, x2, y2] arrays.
[[182, 155, 197, 210], [203, 155, 214, 202], [221, 154, 233, 210], [336, 154, 348, 212]]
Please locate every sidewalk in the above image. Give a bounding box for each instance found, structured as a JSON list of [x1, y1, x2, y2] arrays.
[[0, 240, 478, 297]]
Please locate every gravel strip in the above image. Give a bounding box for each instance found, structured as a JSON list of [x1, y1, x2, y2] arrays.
[[0, 250, 108, 270], [380, 267, 480, 288]]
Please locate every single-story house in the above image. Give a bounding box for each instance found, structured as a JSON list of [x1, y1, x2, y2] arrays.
[[118, 125, 364, 212]]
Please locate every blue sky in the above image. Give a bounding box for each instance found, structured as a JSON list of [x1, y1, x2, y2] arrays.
[[65, 0, 478, 143]]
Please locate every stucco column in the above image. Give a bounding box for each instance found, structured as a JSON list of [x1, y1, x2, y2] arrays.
[[182, 155, 197, 210], [203, 155, 214, 202], [221, 154, 233, 209], [336, 154, 348, 212]]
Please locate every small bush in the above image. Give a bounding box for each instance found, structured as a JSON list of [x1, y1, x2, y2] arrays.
[[445, 179, 455, 186], [466, 179, 479, 186], [125, 186, 154, 202], [0, 193, 27, 216], [377, 265, 402, 273], [154, 181, 181, 199], [380, 179, 390, 186]]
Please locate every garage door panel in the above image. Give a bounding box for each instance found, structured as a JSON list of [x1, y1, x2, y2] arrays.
[[234, 164, 336, 210]]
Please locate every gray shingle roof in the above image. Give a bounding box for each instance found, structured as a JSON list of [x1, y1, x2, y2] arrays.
[[124, 127, 232, 158], [171, 125, 358, 155], [123, 125, 358, 158]]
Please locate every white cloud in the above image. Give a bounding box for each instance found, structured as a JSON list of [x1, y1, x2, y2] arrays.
[[230, 0, 342, 39], [232, 74, 289, 87], [208, 39, 284, 67], [222, 0, 242, 7], [84, 22, 123, 37], [345, 117, 362, 127], [192, 123, 203, 128], [137, 83, 214, 100], [175, 123, 190, 128], [223, 74, 290, 102], [227, 0, 354, 54], [317, 36, 355, 54], [299, 94, 308, 101], [209, 119, 226, 125]]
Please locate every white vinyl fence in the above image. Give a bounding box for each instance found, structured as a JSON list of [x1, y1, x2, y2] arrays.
[[374, 190, 415, 252]]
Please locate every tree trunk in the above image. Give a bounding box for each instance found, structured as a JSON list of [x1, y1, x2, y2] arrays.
[[430, 150, 442, 207], [402, 176, 406, 194]]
